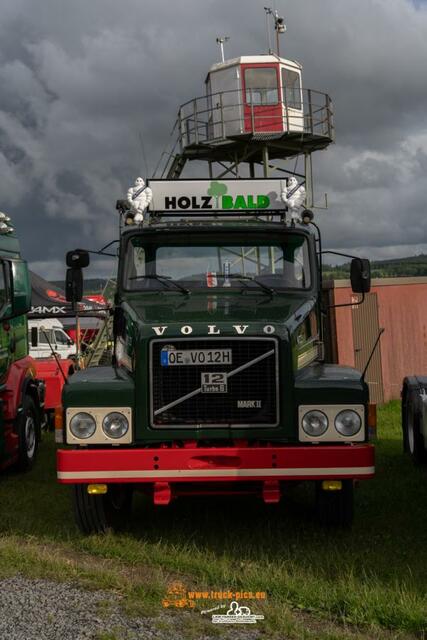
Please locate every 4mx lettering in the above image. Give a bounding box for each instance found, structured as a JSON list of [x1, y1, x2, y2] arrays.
[[164, 195, 270, 210]]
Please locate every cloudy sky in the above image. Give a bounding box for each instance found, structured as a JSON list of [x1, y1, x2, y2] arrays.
[[0, 0, 426, 279]]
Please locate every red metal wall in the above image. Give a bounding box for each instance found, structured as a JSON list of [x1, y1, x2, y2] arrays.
[[333, 278, 427, 403]]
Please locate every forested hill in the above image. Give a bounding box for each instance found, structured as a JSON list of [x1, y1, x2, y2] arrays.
[[323, 255, 427, 279]]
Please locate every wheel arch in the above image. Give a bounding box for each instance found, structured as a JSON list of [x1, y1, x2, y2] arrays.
[[20, 376, 44, 440], [402, 375, 427, 462], [402, 376, 420, 450]]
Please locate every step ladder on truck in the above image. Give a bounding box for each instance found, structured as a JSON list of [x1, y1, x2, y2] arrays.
[[55, 16, 375, 532]]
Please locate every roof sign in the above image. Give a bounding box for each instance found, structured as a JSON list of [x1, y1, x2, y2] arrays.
[[148, 179, 289, 213]]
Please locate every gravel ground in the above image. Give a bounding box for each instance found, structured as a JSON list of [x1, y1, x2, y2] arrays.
[[0, 576, 262, 640]]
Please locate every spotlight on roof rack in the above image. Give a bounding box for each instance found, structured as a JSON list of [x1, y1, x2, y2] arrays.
[[302, 209, 314, 225], [0, 222, 12, 234], [0, 212, 11, 223]]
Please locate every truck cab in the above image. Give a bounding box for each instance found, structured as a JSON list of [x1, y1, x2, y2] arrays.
[[0, 217, 45, 472], [56, 181, 374, 533]]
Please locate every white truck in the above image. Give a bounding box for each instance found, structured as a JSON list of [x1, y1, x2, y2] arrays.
[[28, 318, 75, 359]]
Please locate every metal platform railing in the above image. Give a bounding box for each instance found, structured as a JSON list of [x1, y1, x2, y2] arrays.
[[175, 87, 334, 150]]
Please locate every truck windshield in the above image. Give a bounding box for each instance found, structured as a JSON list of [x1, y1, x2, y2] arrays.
[[124, 235, 311, 292]]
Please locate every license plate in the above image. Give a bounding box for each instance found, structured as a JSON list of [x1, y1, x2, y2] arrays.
[[161, 349, 232, 366]]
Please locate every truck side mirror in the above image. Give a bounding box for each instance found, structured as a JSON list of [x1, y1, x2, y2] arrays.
[[65, 268, 83, 303], [66, 249, 90, 269], [350, 258, 371, 294], [31, 326, 38, 347]]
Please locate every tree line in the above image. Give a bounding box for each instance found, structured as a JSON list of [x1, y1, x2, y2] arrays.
[[323, 255, 427, 280]]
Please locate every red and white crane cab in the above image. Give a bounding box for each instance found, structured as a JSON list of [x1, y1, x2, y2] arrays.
[[205, 55, 303, 137]]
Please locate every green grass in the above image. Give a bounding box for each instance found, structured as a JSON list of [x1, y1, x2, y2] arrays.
[[0, 400, 426, 639]]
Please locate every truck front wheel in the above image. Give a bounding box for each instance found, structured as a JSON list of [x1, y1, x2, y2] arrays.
[[72, 484, 133, 534], [16, 395, 39, 471], [315, 480, 354, 528]]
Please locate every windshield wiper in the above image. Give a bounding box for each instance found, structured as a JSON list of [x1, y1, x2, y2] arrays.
[[225, 274, 276, 296], [129, 274, 190, 295]]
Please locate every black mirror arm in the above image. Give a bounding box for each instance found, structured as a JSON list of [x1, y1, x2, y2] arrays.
[[321, 251, 370, 307], [327, 290, 365, 310], [68, 244, 118, 259], [321, 250, 364, 261], [99, 239, 118, 252], [86, 248, 117, 258]]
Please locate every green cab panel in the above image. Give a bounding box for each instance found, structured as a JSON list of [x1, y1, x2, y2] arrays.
[[10, 313, 28, 363], [295, 363, 369, 405], [124, 292, 315, 330], [63, 366, 135, 408]]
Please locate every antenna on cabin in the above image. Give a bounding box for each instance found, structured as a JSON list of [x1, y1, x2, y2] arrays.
[[264, 7, 273, 53], [274, 10, 286, 57], [264, 7, 286, 57], [216, 36, 230, 63]]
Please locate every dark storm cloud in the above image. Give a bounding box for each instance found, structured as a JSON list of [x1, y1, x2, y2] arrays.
[[0, 0, 426, 279]]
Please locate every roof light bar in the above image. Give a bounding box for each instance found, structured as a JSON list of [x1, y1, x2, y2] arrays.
[[0, 212, 14, 234]]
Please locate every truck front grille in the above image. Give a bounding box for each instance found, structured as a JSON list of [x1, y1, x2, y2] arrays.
[[150, 337, 279, 428]]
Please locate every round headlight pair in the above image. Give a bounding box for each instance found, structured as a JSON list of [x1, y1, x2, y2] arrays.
[[335, 410, 362, 437], [69, 412, 129, 440], [302, 409, 361, 437], [302, 410, 328, 437], [103, 412, 129, 439]]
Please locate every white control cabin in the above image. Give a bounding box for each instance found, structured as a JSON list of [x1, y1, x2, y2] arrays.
[[205, 54, 303, 138]]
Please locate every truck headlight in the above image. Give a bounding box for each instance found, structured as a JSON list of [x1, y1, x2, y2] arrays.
[[102, 412, 129, 439], [302, 410, 328, 437], [334, 410, 361, 436], [69, 412, 96, 439]]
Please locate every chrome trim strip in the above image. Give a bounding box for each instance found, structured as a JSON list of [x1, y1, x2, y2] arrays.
[[58, 466, 375, 480]]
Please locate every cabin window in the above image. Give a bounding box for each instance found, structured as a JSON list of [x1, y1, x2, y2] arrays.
[[0, 261, 11, 310], [245, 68, 278, 105], [124, 234, 311, 291], [54, 329, 70, 345], [124, 244, 146, 286], [282, 68, 302, 110], [39, 329, 54, 344]]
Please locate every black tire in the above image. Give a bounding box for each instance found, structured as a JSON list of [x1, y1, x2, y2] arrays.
[[16, 395, 39, 471], [315, 480, 354, 528], [403, 387, 427, 465], [72, 483, 133, 534]]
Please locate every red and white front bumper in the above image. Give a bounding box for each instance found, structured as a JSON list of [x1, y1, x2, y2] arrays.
[[57, 444, 374, 484]]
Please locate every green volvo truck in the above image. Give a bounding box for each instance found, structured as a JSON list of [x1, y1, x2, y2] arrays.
[[56, 178, 375, 532], [0, 213, 44, 472]]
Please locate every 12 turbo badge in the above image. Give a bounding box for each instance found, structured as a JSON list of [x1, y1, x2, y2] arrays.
[[201, 372, 228, 393]]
